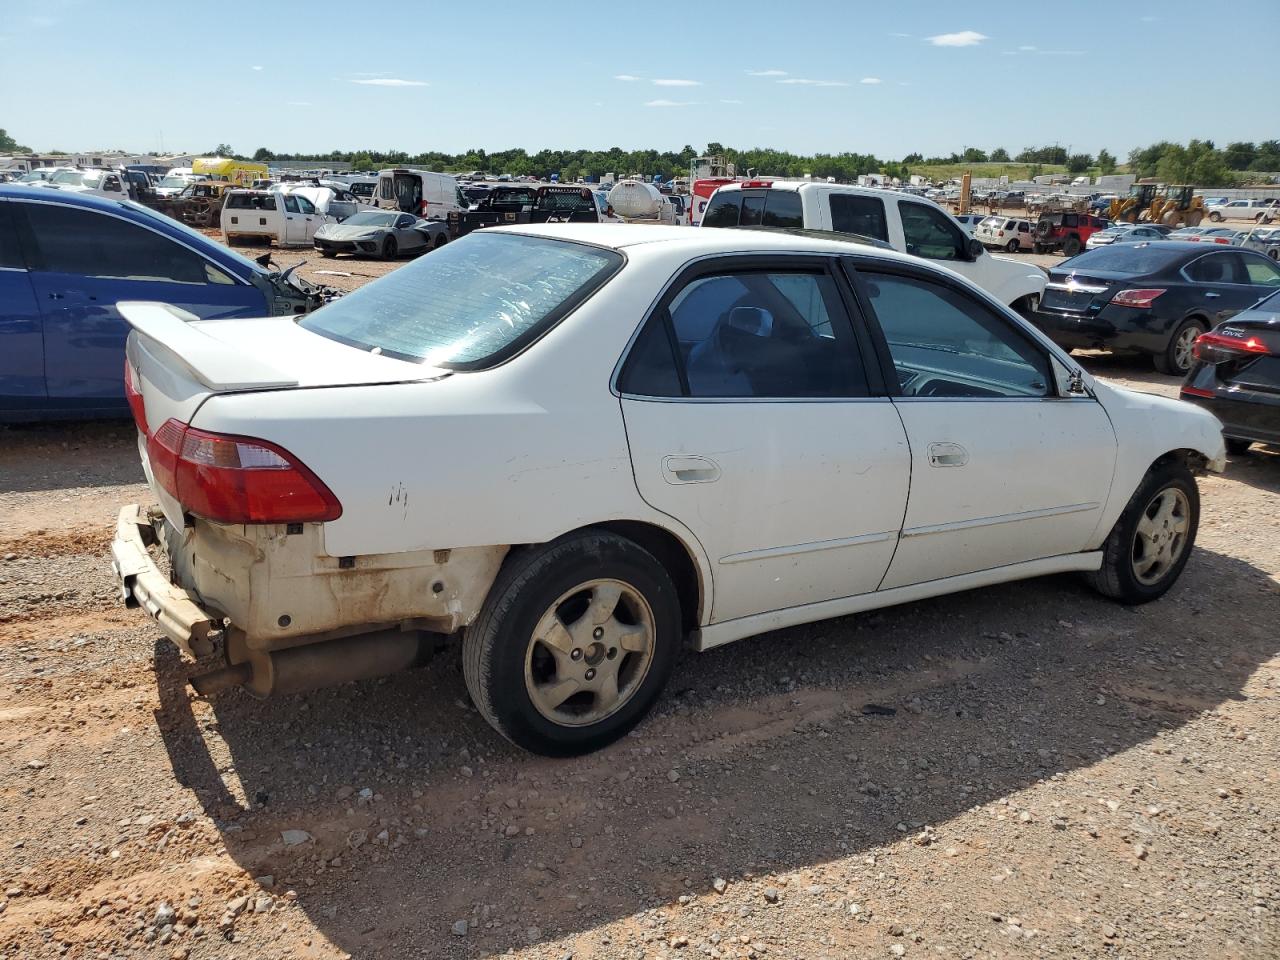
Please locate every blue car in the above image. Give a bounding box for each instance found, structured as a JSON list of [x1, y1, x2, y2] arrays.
[[0, 185, 327, 422]]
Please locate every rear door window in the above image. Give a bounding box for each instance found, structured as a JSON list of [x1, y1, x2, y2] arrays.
[[0, 203, 25, 268], [19, 203, 212, 284], [1186, 252, 1247, 285], [829, 194, 888, 241]]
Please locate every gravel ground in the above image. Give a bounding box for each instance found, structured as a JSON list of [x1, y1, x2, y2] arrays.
[[0, 234, 1277, 960]]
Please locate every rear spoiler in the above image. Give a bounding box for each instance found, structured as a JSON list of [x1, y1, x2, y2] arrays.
[[119, 301, 299, 392]]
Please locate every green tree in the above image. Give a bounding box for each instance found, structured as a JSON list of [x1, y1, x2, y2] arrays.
[[902, 152, 923, 164], [1249, 140, 1280, 171], [0, 128, 31, 153], [1065, 153, 1092, 174], [961, 147, 988, 163], [1222, 142, 1256, 170], [210, 143, 236, 158], [989, 147, 1010, 162], [1097, 149, 1116, 175], [251, 147, 275, 162]]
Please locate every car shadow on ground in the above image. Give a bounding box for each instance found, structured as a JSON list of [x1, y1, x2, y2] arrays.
[[1, 419, 142, 494], [150, 541, 1279, 957]]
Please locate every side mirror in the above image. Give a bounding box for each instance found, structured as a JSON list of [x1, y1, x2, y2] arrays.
[[966, 238, 984, 260]]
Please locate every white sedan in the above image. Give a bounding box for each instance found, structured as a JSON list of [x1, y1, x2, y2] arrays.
[[113, 225, 1225, 756]]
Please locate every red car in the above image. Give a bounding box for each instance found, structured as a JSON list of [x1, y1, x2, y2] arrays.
[[1034, 213, 1112, 257]]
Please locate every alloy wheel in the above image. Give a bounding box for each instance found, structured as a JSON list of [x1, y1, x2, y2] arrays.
[[524, 579, 656, 727], [1173, 326, 1200, 372], [1130, 487, 1191, 585]]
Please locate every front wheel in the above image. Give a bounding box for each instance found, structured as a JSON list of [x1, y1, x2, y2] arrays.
[[381, 235, 398, 260], [1209, 211, 1223, 222], [1087, 459, 1199, 604], [1153, 318, 1204, 375], [463, 531, 681, 756]]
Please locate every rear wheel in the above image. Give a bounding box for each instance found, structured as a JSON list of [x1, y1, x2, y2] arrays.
[[381, 235, 398, 260], [463, 530, 680, 756], [1063, 235, 1082, 257], [1209, 211, 1223, 222], [433, 234, 447, 250], [1087, 459, 1199, 604], [1005, 239, 1020, 252], [1225, 437, 1253, 455], [1153, 318, 1204, 375]]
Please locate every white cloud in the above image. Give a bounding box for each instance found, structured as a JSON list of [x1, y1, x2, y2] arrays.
[[778, 78, 849, 87], [644, 99, 696, 107], [720, 98, 743, 104], [652, 78, 701, 87], [860, 77, 882, 85], [927, 30, 989, 47], [747, 69, 788, 76], [889, 32, 911, 38], [252, 65, 264, 70], [350, 78, 428, 87], [614, 74, 642, 81], [1018, 45, 1036, 51]]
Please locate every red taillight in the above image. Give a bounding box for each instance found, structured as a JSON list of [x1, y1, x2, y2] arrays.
[[147, 418, 341, 524], [1211, 237, 1231, 244], [997, 230, 1005, 236], [1192, 331, 1271, 363], [123, 358, 147, 434], [1111, 288, 1166, 308]]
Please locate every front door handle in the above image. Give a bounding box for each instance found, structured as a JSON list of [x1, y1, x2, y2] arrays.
[[927, 442, 969, 468], [662, 455, 721, 484], [1204, 292, 1221, 299]]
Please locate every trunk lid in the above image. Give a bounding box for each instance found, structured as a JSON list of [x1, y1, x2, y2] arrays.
[[121, 302, 449, 526], [1041, 270, 1121, 314]]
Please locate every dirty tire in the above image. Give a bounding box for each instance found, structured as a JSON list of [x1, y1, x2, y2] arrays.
[[433, 234, 447, 249], [1209, 211, 1223, 222], [1005, 239, 1020, 252], [1063, 235, 1082, 257], [381, 235, 397, 260], [1153, 318, 1204, 375], [1086, 458, 1199, 604], [463, 530, 681, 757]]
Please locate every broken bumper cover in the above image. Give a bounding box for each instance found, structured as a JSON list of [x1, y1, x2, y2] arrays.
[[110, 504, 220, 658]]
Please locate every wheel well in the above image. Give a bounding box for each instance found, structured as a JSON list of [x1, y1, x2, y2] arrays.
[[1152, 448, 1209, 476], [588, 520, 704, 635]]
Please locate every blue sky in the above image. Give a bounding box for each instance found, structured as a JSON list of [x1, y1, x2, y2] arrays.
[[2, 0, 1276, 160]]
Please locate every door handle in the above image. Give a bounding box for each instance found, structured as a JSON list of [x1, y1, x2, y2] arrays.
[[1204, 292, 1221, 299], [662, 455, 721, 484], [927, 442, 969, 468], [47, 292, 64, 300]]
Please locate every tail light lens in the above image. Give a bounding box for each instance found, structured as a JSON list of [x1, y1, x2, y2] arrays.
[[1192, 331, 1271, 364], [147, 419, 341, 524], [123, 358, 147, 434], [1111, 288, 1166, 308]]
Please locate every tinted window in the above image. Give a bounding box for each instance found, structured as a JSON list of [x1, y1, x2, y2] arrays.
[[667, 271, 865, 398], [900, 202, 965, 260], [282, 194, 300, 213], [830, 194, 888, 241], [618, 312, 682, 397], [702, 191, 741, 227], [299, 232, 621, 367], [21, 203, 211, 283], [739, 193, 765, 227], [863, 272, 1050, 398], [761, 190, 803, 228], [0, 203, 24, 268], [1186, 253, 1247, 285], [1066, 244, 1183, 273], [226, 193, 277, 211], [295, 195, 317, 214]]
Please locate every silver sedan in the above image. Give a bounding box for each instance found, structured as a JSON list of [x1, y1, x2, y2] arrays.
[[313, 209, 449, 260]]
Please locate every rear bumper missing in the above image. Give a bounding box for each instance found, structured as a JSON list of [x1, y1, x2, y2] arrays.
[[110, 504, 221, 658]]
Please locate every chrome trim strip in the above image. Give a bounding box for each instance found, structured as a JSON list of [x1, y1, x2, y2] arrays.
[[1045, 281, 1107, 294], [619, 394, 892, 404], [0, 265, 27, 273], [720, 530, 897, 565], [902, 501, 1100, 538]]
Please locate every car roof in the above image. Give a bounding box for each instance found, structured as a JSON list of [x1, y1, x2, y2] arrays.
[[1, 183, 130, 209], [493, 222, 929, 266]]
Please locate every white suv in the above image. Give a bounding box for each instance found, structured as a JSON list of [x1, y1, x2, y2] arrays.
[[701, 180, 1046, 313], [975, 216, 1035, 252]]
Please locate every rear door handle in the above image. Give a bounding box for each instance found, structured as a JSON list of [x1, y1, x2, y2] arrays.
[[1204, 292, 1221, 299], [662, 455, 721, 484], [927, 442, 969, 468]]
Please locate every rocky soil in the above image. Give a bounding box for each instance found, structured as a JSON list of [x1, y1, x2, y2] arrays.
[[0, 251, 1276, 960]]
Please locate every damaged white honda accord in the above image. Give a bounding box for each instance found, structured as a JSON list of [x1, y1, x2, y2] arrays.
[[113, 224, 1225, 755]]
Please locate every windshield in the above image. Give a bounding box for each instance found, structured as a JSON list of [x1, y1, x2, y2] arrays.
[[1062, 244, 1183, 274], [158, 176, 189, 189], [343, 210, 400, 227], [50, 170, 86, 186], [299, 232, 623, 367]]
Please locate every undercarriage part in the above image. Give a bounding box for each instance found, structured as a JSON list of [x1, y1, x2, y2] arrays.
[[190, 629, 439, 698]]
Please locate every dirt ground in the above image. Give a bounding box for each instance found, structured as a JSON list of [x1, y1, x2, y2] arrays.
[[0, 236, 1277, 960]]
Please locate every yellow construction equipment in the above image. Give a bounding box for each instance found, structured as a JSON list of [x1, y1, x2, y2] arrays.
[[1109, 184, 1204, 227]]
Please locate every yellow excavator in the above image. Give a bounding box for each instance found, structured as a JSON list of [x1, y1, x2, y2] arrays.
[[1109, 184, 1205, 227]]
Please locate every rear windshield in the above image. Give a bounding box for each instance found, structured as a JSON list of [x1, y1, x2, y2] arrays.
[[701, 189, 803, 229], [299, 232, 623, 368], [226, 193, 277, 210], [1065, 244, 1183, 273]]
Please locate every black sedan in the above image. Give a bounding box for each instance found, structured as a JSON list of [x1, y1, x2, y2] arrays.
[[1030, 242, 1280, 374], [1181, 290, 1280, 453]]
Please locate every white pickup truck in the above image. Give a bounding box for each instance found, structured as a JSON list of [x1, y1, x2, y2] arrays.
[[702, 180, 1046, 313]]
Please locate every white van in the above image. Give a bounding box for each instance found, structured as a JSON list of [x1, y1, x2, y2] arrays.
[[375, 169, 464, 219], [702, 180, 1046, 312]]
